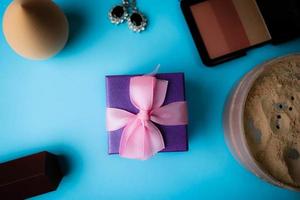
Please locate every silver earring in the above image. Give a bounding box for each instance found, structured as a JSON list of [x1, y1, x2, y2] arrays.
[[127, 0, 147, 32], [108, 0, 129, 25]]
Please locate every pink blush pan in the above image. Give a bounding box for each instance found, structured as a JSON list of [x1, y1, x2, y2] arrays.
[[191, 0, 250, 59], [190, 2, 230, 59], [182, 0, 274, 66]]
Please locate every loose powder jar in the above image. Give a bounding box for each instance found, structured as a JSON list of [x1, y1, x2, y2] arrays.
[[224, 54, 300, 191]]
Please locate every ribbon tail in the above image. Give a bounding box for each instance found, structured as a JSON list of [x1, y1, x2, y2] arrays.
[[147, 64, 161, 76], [106, 108, 135, 131], [150, 102, 188, 126], [143, 121, 165, 159], [119, 120, 165, 160]]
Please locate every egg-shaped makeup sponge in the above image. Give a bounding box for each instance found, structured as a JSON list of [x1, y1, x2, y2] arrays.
[[2, 0, 69, 60]]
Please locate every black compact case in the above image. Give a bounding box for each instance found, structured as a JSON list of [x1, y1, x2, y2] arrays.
[[180, 0, 246, 66], [181, 0, 300, 67], [256, 0, 300, 44]]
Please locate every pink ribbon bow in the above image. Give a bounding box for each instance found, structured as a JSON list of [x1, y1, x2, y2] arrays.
[[106, 75, 188, 160]]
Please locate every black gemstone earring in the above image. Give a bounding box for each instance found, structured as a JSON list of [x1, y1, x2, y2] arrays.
[[108, 1, 129, 25], [127, 0, 147, 32]]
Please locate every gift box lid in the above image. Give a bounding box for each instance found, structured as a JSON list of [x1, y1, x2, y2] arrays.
[[105, 73, 188, 154]]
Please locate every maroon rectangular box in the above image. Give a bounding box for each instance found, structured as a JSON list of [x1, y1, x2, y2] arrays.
[[0, 151, 63, 199]]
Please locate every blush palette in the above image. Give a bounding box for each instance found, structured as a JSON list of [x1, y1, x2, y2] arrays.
[[181, 0, 300, 66]]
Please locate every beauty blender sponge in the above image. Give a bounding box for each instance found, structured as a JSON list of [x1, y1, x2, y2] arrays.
[[2, 0, 69, 60]]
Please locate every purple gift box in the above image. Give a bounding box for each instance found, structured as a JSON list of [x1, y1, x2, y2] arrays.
[[105, 73, 188, 154]]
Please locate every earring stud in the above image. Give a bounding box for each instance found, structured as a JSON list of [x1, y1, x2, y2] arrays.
[[108, 4, 128, 25], [128, 11, 147, 32]]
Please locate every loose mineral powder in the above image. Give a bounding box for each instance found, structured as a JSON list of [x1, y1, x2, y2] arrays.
[[244, 55, 300, 187]]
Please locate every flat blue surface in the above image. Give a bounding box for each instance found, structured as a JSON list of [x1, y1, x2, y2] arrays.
[[1, 0, 300, 199]]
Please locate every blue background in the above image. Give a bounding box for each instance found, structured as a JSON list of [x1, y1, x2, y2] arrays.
[[1, 0, 300, 199]]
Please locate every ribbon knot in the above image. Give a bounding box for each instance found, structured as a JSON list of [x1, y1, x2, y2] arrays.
[[106, 75, 188, 160], [137, 110, 150, 121]]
